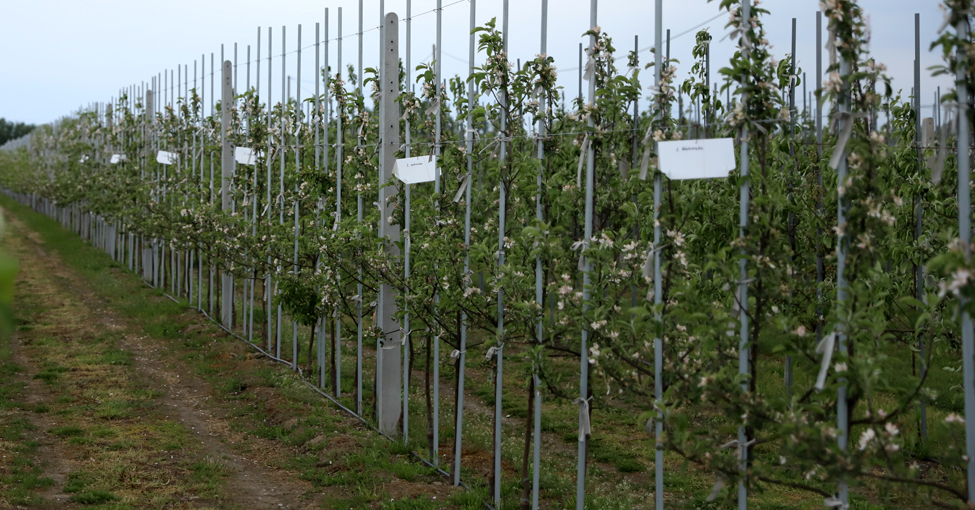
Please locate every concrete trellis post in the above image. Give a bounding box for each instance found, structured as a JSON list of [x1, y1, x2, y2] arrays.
[[221, 60, 234, 329], [143, 89, 155, 284], [377, 12, 403, 438]]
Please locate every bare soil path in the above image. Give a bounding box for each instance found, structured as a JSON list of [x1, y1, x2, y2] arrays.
[[1, 206, 322, 509]]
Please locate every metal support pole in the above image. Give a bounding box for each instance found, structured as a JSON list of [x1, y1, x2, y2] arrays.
[[221, 60, 234, 329], [315, 20, 322, 385], [836, 53, 851, 510], [452, 0, 473, 484], [532, 4, 547, 507], [266, 27, 274, 354], [956, 14, 975, 502], [786, 17, 796, 392], [494, 2, 510, 505], [335, 8, 344, 399], [404, 0, 413, 447], [913, 13, 928, 441], [738, 2, 752, 508], [653, 2, 665, 509], [356, 0, 364, 416], [294, 24, 303, 371], [277, 26, 286, 360], [432, 0, 443, 466], [815, 11, 824, 345], [577, 2, 597, 509]]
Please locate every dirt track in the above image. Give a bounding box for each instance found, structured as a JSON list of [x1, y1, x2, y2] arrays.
[[1, 206, 321, 509]]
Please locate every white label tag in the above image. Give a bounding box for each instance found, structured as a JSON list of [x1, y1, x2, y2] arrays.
[[110, 154, 127, 164], [234, 147, 262, 166], [657, 138, 736, 180], [156, 150, 177, 165], [394, 155, 437, 184]]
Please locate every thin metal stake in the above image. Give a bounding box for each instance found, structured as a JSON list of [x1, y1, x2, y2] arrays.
[[738, 2, 752, 508], [577, 2, 597, 509], [955, 14, 975, 502], [452, 0, 474, 483]]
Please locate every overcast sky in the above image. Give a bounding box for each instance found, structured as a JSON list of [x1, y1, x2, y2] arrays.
[[0, 0, 952, 125]]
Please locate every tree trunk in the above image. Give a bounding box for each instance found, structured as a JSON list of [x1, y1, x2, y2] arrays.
[[451, 351, 462, 478], [307, 320, 316, 375], [425, 335, 434, 460], [331, 313, 339, 395]]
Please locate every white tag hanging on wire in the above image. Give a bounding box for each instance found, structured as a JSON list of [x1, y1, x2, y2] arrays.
[[234, 147, 263, 166], [394, 155, 437, 184], [657, 138, 736, 180], [156, 150, 177, 165]]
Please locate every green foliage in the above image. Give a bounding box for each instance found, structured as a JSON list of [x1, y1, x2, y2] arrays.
[[0, 210, 16, 339]]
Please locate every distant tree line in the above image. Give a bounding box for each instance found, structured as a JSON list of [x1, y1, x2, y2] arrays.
[[0, 118, 36, 146]]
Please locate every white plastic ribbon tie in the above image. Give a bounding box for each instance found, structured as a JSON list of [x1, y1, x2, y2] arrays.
[[828, 111, 869, 170], [582, 56, 595, 82], [571, 240, 590, 270], [453, 173, 472, 203], [642, 243, 670, 279], [824, 496, 849, 510], [577, 134, 591, 187], [815, 332, 838, 391], [573, 397, 593, 441], [485, 344, 503, 362], [705, 476, 725, 502], [426, 97, 441, 117]]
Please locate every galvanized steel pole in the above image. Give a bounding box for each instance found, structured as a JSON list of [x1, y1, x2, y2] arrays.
[[533, 4, 547, 507], [452, 0, 474, 485], [432, 0, 443, 465], [577, 2, 596, 509], [356, 0, 364, 416], [836, 53, 851, 510], [738, 1, 751, 508], [335, 8, 344, 399], [653, 1, 665, 508], [956, 14, 975, 503], [493, 1, 510, 504]]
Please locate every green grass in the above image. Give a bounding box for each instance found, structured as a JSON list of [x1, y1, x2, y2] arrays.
[[0, 317, 56, 505], [69, 490, 119, 505], [50, 425, 86, 437], [98, 348, 132, 366]]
